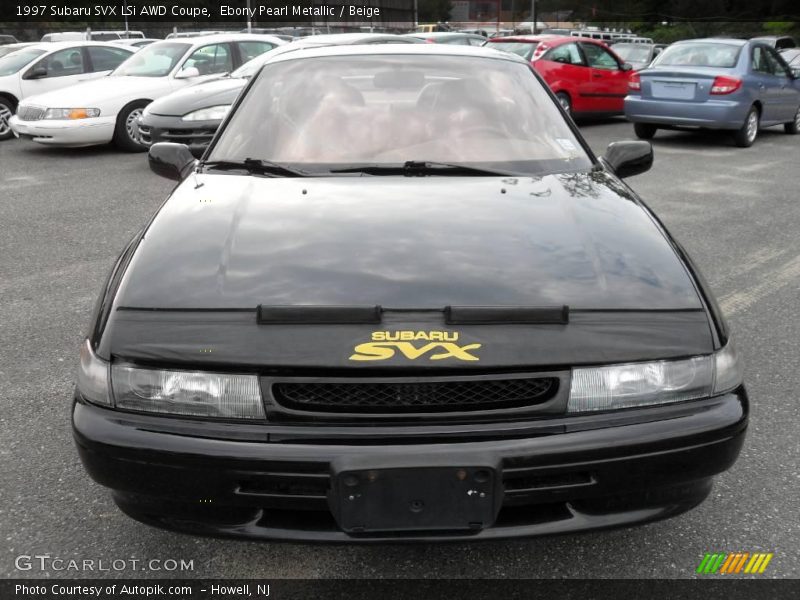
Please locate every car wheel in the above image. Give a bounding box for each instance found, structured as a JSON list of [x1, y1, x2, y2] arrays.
[[0, 97, 15, 141], [734, 106, 759, 148], [784, 105, 800, 135], [555, 92, 571, 115], [634, 123, 657, 140], [113, 101, 149, 152]]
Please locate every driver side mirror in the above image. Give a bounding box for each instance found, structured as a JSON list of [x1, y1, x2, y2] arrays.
[[175, 66, 200, 79], [25, 66, 48, 79], [148, 142, 196, 181], [621, 62, 633, 71], [603, 141, 653, 178]]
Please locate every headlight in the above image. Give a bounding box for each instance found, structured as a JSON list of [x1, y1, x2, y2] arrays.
[[567, 341, 742, 413], [76, 340, 111, 406], [181, 105, 230, 121], [43, 108, 101, 120], [110, 364, 265, 420]]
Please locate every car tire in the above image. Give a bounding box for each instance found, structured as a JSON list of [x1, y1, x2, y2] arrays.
[[555, 92, 572, 115], [113, 101, 149, 152], [784, 105, 800, 135], [633, 123, 657, 140], [0, 97, 15, 141], [734, 106, 759, 148]]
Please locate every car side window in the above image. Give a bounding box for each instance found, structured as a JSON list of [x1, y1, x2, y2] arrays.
[[183, 43, 233, 75], [33, 47, 86, 78], [544, 43, 585, 66], [236, 41, 275, 63], [580, 43, 619, 70], [765, 47, 792, 78], [752, 47, 775, 75], [86, 46, 132, 72]]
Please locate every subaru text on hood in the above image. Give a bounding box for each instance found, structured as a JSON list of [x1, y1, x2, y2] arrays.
[[73, 45, 747, 542], [9, 34, 285, 150]]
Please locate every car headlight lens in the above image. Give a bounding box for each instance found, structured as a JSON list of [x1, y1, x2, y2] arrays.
[[77, 340, 111, 406], [712, 339, 743, 395], [110, 364, 265, 420], [44, 108, 101, 120], [181, 105, 230, 121], [568, 341, 742, 413]]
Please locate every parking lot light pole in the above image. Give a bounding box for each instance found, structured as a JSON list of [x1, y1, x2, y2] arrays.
[[246, 0, 252, 32]]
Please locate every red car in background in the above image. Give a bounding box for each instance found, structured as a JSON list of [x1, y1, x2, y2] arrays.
[[485, 35, 633, 116]]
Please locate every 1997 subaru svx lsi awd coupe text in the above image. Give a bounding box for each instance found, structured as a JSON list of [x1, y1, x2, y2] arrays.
[[73, 45, 747, 542]]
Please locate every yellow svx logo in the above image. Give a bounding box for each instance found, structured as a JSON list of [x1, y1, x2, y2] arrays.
[[349, 331, 481, 362]]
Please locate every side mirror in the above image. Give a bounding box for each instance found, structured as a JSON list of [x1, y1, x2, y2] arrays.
[[148, 142, 196, 181], [174, 66, 200, 79], [620, 62, 633, 71], [603, 141, 653, 178], [25, 66, 48, 79]]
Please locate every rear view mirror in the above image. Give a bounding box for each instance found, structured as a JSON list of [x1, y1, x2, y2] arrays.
[[175, 66, 200, 79], [373, 70, 425, 89], [603, 141, 653, 178], [148, 142, 196, 180]]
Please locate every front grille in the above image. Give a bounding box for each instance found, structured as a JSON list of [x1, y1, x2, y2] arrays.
[[17, 106, 45, 121], [272, 377, 559, 414], [163, 128, 215, 146]]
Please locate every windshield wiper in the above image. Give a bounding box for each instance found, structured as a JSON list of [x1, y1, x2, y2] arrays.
[[330, 161, 521, 177], [201, 158, 308, 178]]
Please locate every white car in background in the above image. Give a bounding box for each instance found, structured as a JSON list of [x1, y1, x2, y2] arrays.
[[0, 42, 135, 141], [10, 34, 285, 150]]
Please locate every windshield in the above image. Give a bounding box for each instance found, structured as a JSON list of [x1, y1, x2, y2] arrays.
[[209, 54, 592, 175], [0, 49, 46, 76], [112, 42, 189, 77], [613, 44, 651, 62], [484, 41, 538, 60], [654, 43, 741, 68]]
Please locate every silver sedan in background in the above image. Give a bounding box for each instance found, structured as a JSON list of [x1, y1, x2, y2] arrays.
[[625, 38, 800, 147]]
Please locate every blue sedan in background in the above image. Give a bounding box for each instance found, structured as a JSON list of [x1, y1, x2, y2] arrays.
[[625, 38, 800, 147]]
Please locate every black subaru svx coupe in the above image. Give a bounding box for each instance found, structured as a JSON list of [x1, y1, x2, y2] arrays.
[[73, 44, 747, 541]]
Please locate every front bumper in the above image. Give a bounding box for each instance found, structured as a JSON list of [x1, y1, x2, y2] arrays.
[[625, 96, 749, 129], [9, 114, 116, 147], [73, 390, 747, 542], [137, 113, 219, 157]]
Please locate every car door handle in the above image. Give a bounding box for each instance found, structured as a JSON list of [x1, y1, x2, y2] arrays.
[[592, 73, 603, 78]]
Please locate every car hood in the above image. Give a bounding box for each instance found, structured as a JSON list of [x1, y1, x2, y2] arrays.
[[21, 75, 171, 109], [103, 171, 714, 368], [147, 77, 246, 116], [116, 171, 702, 311]]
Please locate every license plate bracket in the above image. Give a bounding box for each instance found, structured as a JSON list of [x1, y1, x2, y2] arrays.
[[329, 466, 499, 534]]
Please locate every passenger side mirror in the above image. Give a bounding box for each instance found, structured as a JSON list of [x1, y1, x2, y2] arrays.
[[603, 141, 653, 178], [175, 66, 200, 79], [25, 66, 48, 79], [148, 142, 196, 181]]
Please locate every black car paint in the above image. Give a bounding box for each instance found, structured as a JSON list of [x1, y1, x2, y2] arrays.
[[75, 51, 745, 541]]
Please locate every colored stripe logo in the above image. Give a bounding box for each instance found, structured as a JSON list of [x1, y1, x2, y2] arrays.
[[696, 552, 773, 574]]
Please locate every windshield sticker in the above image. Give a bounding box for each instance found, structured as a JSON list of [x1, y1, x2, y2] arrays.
[[350, 331, 481, 362]]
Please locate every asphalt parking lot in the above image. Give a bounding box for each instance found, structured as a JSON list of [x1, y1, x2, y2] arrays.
[[1, 119, 798, 579]]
